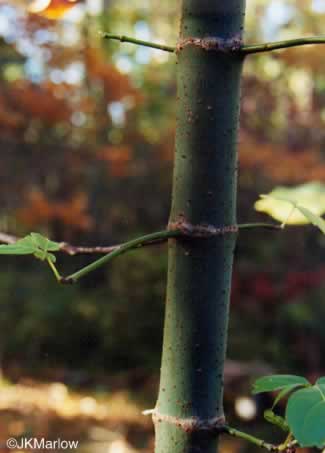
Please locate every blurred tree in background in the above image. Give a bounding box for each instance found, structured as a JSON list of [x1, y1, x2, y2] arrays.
[[0, 0, 324, 394]]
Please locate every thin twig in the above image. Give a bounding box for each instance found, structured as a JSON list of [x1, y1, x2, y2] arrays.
[[101, 33, 175, 53], [102, 32, 325, 56], [0, 223, 281, 257], [222, 425, 278, 452], [0, 232, 16, 244], [60, 230, 182, 284], [47, 257, 61, 281], [61, 223, 281, 283], [0, 223, 282, 284], [242, 36, 325, 54], [58, 238, 167, 255], [239, 223, 282, 230], [0, 232, 168, 255]]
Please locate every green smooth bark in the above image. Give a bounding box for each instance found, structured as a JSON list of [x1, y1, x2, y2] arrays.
[[155, 1, 246, 452]]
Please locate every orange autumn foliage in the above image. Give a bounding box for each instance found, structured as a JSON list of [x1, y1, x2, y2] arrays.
[[280, 47, 325, 73], [28, 0, 82, 20], [97, 146, 133, 177], [17, 190, 93, 231], [0, 91, 24, 132], [85, 48, 140, 104], [240, 135, 325, 183], [9, 81, 71, 124]]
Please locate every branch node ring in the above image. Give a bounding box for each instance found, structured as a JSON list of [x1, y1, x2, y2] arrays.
[[143, 408, 226, 433], [168, 216, 238, 238], [176, 35, 243, 53]]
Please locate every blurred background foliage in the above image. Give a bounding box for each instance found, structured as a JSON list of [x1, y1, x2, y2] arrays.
[[0, 0, 324, 451]]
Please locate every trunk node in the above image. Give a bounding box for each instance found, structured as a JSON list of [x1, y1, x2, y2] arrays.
[[176, 36, 243, 53], [168, 216, 238, 238]]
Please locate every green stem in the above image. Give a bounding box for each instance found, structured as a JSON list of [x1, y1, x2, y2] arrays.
[[47, 258, 61, 281], [102, 33, 175, 53], [102, 33, 325, 55], [58, 223, 279, 283], [239, 223, 281, 230], [155, 0, 246, 451], [242, 36, 325, 54], [278, 432, 293, 451], [223, 426, 276, 451], [61, 230, 181, 283]]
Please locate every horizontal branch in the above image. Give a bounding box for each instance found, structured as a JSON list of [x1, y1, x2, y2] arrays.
[[0, 232, 167, 255], [55, 223, 282, 283], [61, 230, 181, 284], [242, 35, 325, 54], [58, 238, 168, 255], [222, 425, 277, 451], [101, 33, 175, 53], [102, 32, 325, 56], [0, 223, 280, 257], [0, 223, 281, 283], [222, 426, 297, 452], [239, 223, 282, 230]]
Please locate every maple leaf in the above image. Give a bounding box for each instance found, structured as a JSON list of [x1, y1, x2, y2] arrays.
[[28, 0, 81, 20]]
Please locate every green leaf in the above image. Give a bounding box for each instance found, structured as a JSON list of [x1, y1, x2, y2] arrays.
[[316, 377, 325, 385], [47, 253, 56, 263], [0, 237, 35, 255], [286, 384, 325, 447], [264, 409, 289, 432], [255, 182, 325, 225], [297, 206, 325, 234], [29, 232, 60, 252], [252, 375, 309, 394], [33, 250, 56, 263], [272, 383, 305, 409], [0, 233, 60, 261]]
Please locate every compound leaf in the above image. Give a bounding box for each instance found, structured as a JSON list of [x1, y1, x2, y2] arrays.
[[255, 182, 325, 226], [297, 206, 325, 234], [253, 375, 309, 394], [286, 384, 325, 447], [272, 383, 305, 409], [0, 233, 60, 261]]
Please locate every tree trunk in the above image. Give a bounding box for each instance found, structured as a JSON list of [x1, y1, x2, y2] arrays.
[[155, 1, 246, 452]]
